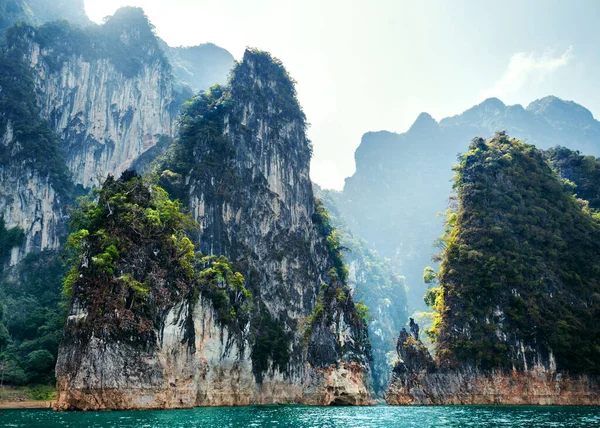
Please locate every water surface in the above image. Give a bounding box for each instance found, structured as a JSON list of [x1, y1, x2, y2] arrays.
[[1, 405, 599, 427]]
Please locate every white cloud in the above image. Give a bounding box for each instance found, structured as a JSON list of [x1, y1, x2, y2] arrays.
[[481, 46, 573, 100]]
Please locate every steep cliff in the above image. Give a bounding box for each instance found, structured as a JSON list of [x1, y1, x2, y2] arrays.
[[0, 30, 71, 259], [386, 133, 600, 405], [55, 50, 373, 410], [6, 7, 181, 189], [315, 186, 408, 395], [337, 97, 600, 312]]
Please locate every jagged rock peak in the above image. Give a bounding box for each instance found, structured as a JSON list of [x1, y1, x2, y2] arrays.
[[408, 112, 438, 134], [230, 48, 306, 123], [102, 7, 162, 53]]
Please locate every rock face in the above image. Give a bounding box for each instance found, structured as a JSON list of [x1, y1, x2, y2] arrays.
[[387, 322, 600, 405], [56, 296, 371, 409], [0, 157, 66, 261], [387, 356, 600, 405], [0, 6, 234, 262], [55, 50, 373, 410], [0, 38, 71, 261], [9, 8, 180, 188], [386, 134, 600, 405], [337, 96, 600, 312]]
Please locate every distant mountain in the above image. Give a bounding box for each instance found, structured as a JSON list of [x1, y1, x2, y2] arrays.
[[0, 0, 235, 94], [160, 41, 236, 92], [337, 96, 600, 311], [0, 0, 91, 33]]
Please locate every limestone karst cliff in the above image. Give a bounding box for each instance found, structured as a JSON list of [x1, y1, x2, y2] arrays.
[[386, 133, 600, 405], [0, 6, 236, 262], [7, 8, 180, 189], [0, 32, 71, 259], [54, 50, 373, 410]]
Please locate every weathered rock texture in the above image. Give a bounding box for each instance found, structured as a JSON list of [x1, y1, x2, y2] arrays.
[[0, 37, 71, 261], [386, 325, 600, 405], [56, 297, 371, 410], [12, 8, 180, 188], [386, 367, 600, 405], [0, 158, 65, 262], [55, 50, 373, 409]]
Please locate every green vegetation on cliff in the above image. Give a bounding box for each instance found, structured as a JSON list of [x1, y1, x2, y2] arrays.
[[430, 133, 600, 374], [159, 49, 370, 381], [64, 171, 250, 342]]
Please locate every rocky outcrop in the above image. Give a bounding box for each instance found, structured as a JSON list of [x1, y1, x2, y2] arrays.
[[55, 50, 374, 409], [56, 297, 371, 410], [177, 48, 373, 406], [386, 321, 600, 405], [0, 162, 65, 262], [337, 96, 600, 312], [0, 36, 71, 261]]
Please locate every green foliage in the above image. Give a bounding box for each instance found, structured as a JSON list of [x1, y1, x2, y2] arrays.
[[0, 250, 66, 386], [423, 266, 437, 285], [63, 171, 248, 343], [355, 301, 372, 322], [432, 133, 600, 373], [27, 384, 57, 401], [545, 146, 600, 211], [63, 171, 200, 338], [24, 350, 54, 384], [160, 84, 236, 203], [312, 199, 348, 283], [196, 255, 252, 326]]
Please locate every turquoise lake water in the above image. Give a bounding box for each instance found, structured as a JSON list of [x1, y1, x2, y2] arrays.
[[1, 405, 600, 427]]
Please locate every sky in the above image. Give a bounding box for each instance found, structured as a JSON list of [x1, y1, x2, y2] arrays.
[[85, 0, 600, 190]]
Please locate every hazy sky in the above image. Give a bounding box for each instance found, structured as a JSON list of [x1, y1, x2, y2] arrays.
[[85, 0, 600, 189]]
